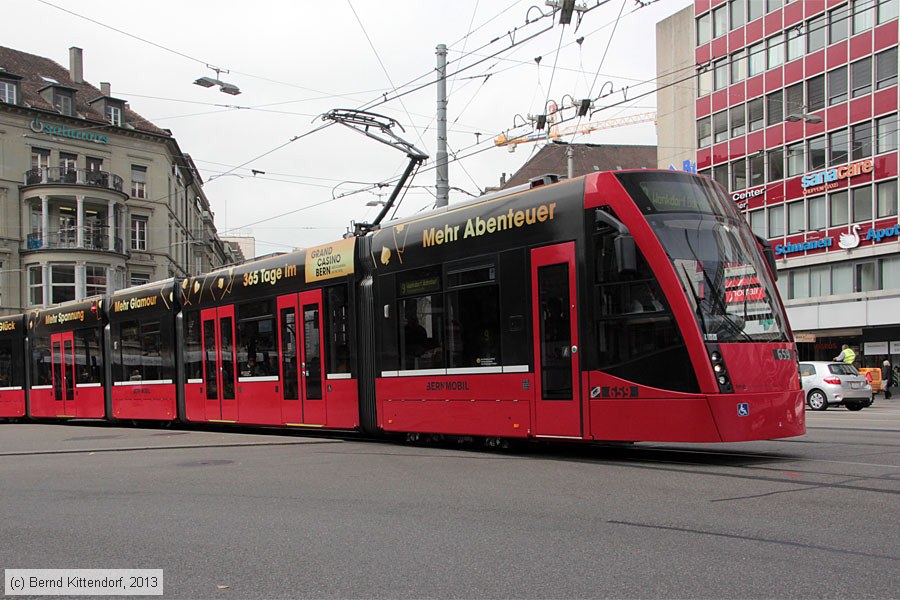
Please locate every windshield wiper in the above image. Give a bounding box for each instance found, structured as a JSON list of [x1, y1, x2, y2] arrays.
[[680, 263, 710, 339], [681, 228, 754, 343]]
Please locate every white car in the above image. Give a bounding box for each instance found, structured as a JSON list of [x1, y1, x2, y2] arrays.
[[799, 361, 873, 411]]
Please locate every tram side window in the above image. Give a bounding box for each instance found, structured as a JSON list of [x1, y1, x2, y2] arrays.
[[75, 328, 102, 384], [592, 223, 699, 393], [0, 339, 19, 388], [445, 266, 500, 369], [377, 274, 400, 372], [237, 300, 276, 377], [400, 295, 443, 370], [115, 321, 142, 381], [114, 319, 170, 382], [394, 262, 503, 372], [141, 321, 163, 382], [325, 285, 350, 374], [0, 341, 11, 387], [397, 268, 443, 371], [280, 307, 298, 399], [499, 249, 530, 368], [184, 310, 202, 380], [30, 334, 52, 386]]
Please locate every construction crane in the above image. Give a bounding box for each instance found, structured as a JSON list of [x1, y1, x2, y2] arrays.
[[494, 110, 657, 151]]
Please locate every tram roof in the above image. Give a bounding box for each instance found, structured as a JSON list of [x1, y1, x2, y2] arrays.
[[375, 173, 585, 232], [28, 297, 104, 333]]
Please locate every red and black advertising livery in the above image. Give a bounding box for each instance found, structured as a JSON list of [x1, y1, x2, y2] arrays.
[[0, 314, 27, 417], [106, 280, 179, 421], [179, 243, 359, 429], [357, 170, 804, 442], [27, 298, 105, 419], [8, 170, 805, 444]]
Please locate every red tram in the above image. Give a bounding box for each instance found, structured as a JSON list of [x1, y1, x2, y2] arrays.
[[1, 170, 805, 443], [0, 314, 26, 417], [107, 280, 179, 421], [179, 245, 359, 429], [27, 299, 105, 419]]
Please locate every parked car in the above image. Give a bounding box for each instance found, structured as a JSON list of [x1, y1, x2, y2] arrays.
[[799, 361, 873, 411]]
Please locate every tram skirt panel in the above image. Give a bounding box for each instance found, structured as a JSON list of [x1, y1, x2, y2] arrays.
[[376, 373, 533, 438]]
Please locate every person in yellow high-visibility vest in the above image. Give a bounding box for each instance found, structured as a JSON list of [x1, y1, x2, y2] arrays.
[[833, 344, 856, 364]]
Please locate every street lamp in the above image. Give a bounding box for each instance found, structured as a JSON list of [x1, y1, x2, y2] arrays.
[[193, 66, 241, 96], [785, 106, 822, 123]]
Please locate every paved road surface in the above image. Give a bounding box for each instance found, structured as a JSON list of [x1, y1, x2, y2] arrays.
[[1, 415, 898, 599]]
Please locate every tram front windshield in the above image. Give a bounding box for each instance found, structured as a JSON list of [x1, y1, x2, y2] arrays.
[[616, 172, 789, 343]]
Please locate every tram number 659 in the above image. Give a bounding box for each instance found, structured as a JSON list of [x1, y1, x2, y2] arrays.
[[591, 385, 639, 399], [773, 349, 795, 360]]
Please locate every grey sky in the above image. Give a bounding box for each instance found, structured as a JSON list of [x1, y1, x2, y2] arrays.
[[7, 0, 692, 256]]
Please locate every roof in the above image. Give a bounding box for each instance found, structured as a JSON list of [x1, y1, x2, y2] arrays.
[[0, 45, 169, 137], [499, 142, 657, 189]]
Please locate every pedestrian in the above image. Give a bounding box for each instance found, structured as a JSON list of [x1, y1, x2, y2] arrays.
[[832, 344, 857, 365], [882, 359, 892, 399]]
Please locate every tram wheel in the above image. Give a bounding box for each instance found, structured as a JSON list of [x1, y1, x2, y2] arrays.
[[807, 390, 828, 411]]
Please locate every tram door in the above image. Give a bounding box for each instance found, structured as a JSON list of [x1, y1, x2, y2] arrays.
[[200, 306, 238, 422], [277, 290, 326, 426], [50, 332, 76, 416], [530, 242, 582, 438]]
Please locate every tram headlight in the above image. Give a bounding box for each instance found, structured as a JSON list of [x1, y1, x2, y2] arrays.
[[707, 344, 733, 394]]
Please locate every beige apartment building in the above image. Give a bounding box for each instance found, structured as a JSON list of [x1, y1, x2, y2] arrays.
[[0, 45, 237, 314]]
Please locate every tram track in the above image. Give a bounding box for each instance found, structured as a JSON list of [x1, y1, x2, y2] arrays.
[[5, 418, 900, 481], [0, 438, 340, 458], [586, 446, 900, 499]]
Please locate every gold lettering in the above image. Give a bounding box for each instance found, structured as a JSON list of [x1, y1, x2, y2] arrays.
[[436, 202, 557, 244], [514, 210, 525, 227]]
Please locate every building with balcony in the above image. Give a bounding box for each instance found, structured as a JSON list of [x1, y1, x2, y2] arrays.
[[656, 0, 900, 368], [0, 45, 233, 313]]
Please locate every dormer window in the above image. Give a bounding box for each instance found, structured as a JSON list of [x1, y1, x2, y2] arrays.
[[0, 79, 16, 104], [106, 105, 122, 126], [0, 69, 23, 105], [54, 90, 74, 116], [38, 84, 78, 116], [89, 95, 126, 127]]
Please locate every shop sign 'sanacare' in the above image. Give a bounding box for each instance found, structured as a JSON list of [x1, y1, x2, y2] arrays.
[[801, 159, 873, 193]]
